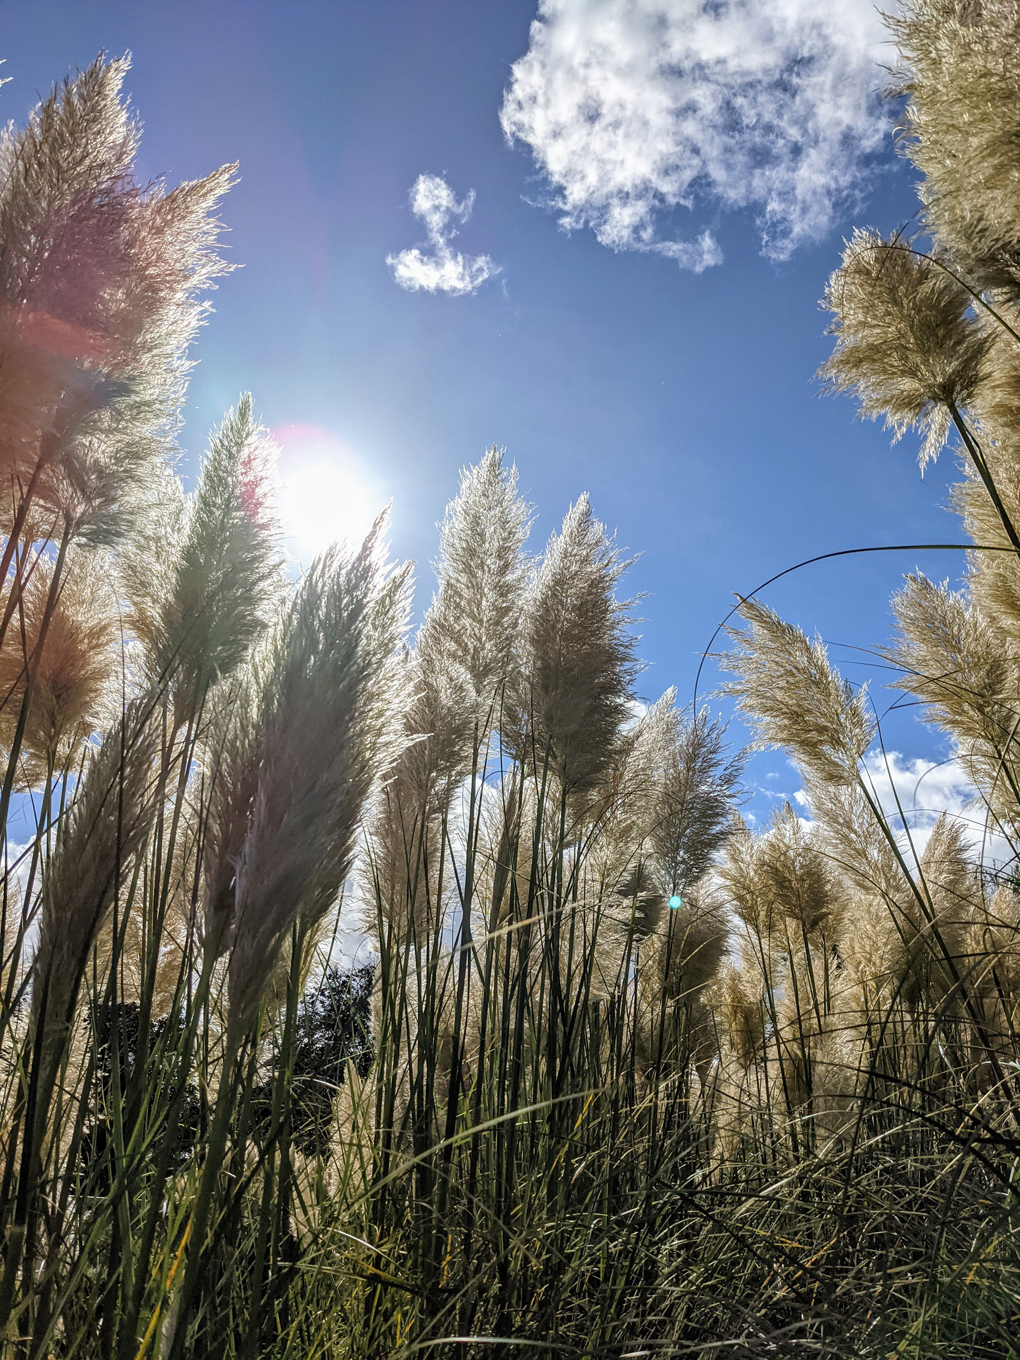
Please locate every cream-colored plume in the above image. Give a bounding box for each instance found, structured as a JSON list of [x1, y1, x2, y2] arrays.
[[820, 229, 990, 468]]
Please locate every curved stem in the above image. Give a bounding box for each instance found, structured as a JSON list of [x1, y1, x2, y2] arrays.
[[948, 402, 1020, 555]]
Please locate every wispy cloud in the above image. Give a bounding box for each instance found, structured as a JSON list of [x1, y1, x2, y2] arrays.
[[500, 0, 894, 271], [387, 174, 500, 296]]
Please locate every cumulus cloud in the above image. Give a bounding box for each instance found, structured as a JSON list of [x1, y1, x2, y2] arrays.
[[387, 174, 500, 296], [858, 750, 985, 859], [500, 0, 895, 270], [794, 750, 1013, 868]]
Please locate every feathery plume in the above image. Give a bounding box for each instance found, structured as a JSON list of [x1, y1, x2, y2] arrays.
[[841, 814, 977, 1007], [365, 648, 471, 944], [122, 395, 281, 724], [916, 812, 977, 955], [636, 953, 725, 1090], [891, 572, 1020, 823], [227, 522, 411, 1038], [705, 954, 768, 1159], [820, 229, 990, 468], [709, 958, 766, 1073], [891, 0, 1020, 298], [967, 882, 1020, 1052], [946, 317, 1020, 629], [31, 699, 157, 1073], [586, 693, 741, 947], [0, 545, 119, 782], [426, 445, 531, 713], [580, 692, 678, 928], [803, 777, 906, 903], [718, 817, 777, 943], [515, 494, 639, 796], [199, 659, 269, 962], [644, 881, 729, 1001], [651, 702, 743, 896], [723, 598, 874, 787], [366, 448, 531, 940], [0, 54, 235, 544], [950, 446, 1020, 639], [760, 803, 837, 935]]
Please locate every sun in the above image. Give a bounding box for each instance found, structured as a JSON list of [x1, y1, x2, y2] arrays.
[[272, 424, 387, 564]]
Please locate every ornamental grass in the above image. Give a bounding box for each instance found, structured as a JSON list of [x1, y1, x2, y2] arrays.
[[3, 13, 1020, 1356]]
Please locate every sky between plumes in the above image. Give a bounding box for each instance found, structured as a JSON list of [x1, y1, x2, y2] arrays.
[[0, 0, 981, 836]]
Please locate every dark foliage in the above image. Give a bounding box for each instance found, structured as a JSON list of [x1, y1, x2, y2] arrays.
[[294, 963, 375, 1085], [80, 1003, 202, 1188], [251, 963, 375, 1157]]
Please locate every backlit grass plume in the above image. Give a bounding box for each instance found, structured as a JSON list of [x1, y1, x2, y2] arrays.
[[650, 699, 743, 897], [365, 447, 530, 943], [199, 658, 269, 962], [365, 641, 471, 944], [820, 229, 991, 469], [515, 493, 638, 796], [579, 690, 677, 926], [30, 696, 157, 1098], [891, 0, 1020, 298], [0, 545, 119, 783], [891, 571, 1020, 829], [122, 394, 281, 725], [228, 523, 411, 1038], [427, 444, 531, 714], [723, 597, 874, 786], [0, 54, 234, 547]]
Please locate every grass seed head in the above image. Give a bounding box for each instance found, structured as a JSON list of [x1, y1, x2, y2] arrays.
[[761, 803, 838, 935], [121, 395, 282, 725], [723, 598, 874, 786], [0, 545, 120, 783], [820, 229, 991, 468], [0, 54, 235, 544], [515, 493, 639, 796], [427, 445, 532, 714], [227, 523, 412, 1038], [32, 698, 158, 1070], [892, 0, 1020, 297]]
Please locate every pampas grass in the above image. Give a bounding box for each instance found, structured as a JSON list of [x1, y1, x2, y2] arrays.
[[820, 229, 991, 468], [4, 21, 1020, 1360]]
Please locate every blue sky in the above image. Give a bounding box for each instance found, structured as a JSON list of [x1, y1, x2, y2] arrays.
[[0, 0, 974, 827]]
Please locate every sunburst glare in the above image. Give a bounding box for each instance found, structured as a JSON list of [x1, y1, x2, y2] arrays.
[[273, 423, 386, 563]]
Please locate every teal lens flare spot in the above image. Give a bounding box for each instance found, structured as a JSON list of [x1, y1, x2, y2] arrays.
[[668, 895, 682, 909]]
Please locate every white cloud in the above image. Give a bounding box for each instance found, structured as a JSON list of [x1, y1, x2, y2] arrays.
[[836, 750, 1012, 869], [500, 0, 895, 270], [387, 174, 500, 296]]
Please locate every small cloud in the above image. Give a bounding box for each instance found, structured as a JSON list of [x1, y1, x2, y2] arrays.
[[389, 248, 496, 296], [651, 233, 724, 274], [387, 173, 500, 296], [408, 173, 471, 241]]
